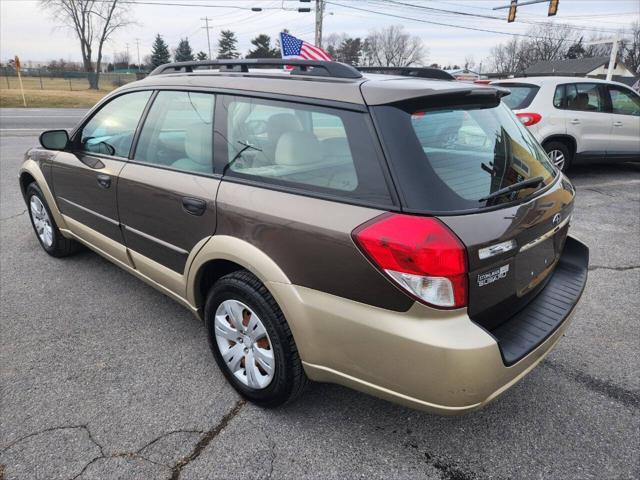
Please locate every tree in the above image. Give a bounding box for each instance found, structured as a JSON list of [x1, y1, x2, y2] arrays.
[[217, 30, 240, 59], [113, 51, 130, 70], [336, 38, 363, 65], [151, 34, 171, 68], [565, 37, 586, 59], [196, 51, 208, 61], [622, 21, 640, 74], [174, 38, 194, 62], [361, 26, 426, 67], [464, 55, 476, 71], [246, 34, 280, 58], [487, 23, 579, 75], [41, 0, 132, 89]]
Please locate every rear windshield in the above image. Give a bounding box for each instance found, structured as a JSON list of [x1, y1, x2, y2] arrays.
[[372, 99, 557, 213], [498, 83, 540, 110]]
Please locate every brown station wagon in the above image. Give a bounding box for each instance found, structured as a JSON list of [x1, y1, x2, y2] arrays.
[[19, 59, 589, 414]]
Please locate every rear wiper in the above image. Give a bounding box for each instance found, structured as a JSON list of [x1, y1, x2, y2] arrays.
[[478, 176, 545, 203]]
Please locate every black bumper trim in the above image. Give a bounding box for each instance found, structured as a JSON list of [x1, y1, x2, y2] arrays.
[[491, 236, 589, 366]]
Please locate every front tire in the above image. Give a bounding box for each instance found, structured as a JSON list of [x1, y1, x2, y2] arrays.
[[544, 141, 572, 172], [26, 182, 79, 257], [204, 271, 308, 407]]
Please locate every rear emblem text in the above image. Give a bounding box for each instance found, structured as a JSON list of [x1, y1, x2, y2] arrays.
[[477, 265, 510, 287]]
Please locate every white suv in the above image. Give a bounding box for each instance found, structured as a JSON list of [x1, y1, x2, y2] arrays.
[[492, 76, 640, 171]]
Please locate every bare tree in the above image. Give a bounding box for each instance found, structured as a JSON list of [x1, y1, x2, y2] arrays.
[[41, 0, 132, 89], [488, 23, 579, 75], [622, 21, 640, 74], [362, 26, 426, 67]]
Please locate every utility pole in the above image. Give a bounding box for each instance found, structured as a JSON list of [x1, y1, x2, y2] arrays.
[[135, 38, 141, 71], [315, 0, 324, 48], [201, 17, 213, 60], [125, 43, 130, 69]]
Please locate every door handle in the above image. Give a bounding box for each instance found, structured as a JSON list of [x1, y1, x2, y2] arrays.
[[182, 197, 207, 216], [570, 119, 580, 125], [96, 174, 111, 189], [613, 121, 623, 127]]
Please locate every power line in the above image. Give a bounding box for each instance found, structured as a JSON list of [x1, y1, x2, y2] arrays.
[[325, 0, 578, 42], [365, 0, 621, 34]]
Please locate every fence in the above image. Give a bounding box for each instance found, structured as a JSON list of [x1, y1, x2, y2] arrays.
[[0, 68, 143, 92]]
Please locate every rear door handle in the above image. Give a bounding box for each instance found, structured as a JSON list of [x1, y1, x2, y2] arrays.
[[613, 121, 623, 127], [182, 197, 207, 216], [570, 119, 580, 125], [96, 174, 111, 189]]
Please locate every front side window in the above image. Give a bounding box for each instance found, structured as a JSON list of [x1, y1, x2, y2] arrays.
[[134, 91, 215, 174], [564, 83, 604, 112], [220, 95, 392, 204], [79, 91, 152, 157], [608, 86, 640, 116], [372, 99, 557, 212]]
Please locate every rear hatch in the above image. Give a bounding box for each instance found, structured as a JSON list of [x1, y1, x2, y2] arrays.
[[368, 84, 576, 332]]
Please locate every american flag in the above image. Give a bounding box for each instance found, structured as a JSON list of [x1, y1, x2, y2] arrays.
[[279, 32, 332, 61]]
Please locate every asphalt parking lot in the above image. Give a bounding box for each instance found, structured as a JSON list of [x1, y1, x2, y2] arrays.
[[1, 108, 639, 480]]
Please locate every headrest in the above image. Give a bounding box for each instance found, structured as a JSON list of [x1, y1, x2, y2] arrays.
[[275, 131, 322, 166], [185, 122, 212, 165], [266, 113, 302, 143]]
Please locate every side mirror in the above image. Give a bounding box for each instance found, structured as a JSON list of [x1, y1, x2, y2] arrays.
[[39, 130, 69, 150]]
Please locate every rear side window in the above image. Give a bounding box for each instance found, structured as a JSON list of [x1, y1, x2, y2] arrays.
[[218, 95, 392, 205], [372, 99, 556, 212], [564, 83, 605, 112], [498, 83, 540, 110], [79, 91, 152, 158], [134, 91, 215, 174], [608, 86, 640, 116]]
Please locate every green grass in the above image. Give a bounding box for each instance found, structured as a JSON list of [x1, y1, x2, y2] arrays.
[[0, 88, 107, 108]]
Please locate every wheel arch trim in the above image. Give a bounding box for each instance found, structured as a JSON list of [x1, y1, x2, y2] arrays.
[[542, 134, 577, 154], [186, 235, 291, 310], [19, 159, 68, 231]]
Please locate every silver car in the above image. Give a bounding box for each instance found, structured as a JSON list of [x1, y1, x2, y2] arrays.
[[492, 76, 640, 171]]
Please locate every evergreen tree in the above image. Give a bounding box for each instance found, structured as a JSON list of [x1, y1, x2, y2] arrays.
[[196, 51, 208, 61], [246, 34, 280, 58], [174, 38, 195, 62], [336, 38, 362, 65], [150, 34, 171, 68], [217, 30, 240, 59]]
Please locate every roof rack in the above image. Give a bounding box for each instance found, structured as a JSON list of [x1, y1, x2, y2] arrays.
[[357, 66, 455, 81], [148, 59, 363, 79]]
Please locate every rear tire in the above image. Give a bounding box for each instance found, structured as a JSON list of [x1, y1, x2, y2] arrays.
[[26, 182, 79, 257], [204, 270, 308, 407], [544, 141, 572, 172]]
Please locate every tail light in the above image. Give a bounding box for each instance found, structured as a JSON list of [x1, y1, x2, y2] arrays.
[[352, 214, 467, 309], [516, 112, 542, 126]]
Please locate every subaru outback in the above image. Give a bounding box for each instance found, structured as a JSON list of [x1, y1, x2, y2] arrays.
[[19, 59, 589, 414]]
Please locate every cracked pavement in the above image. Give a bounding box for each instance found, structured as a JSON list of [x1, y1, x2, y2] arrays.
[[1, 110, 639, 479]]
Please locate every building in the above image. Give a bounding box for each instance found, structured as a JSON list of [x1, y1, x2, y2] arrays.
[[524, 56, 635, 79], [444, 68, 484, 82]]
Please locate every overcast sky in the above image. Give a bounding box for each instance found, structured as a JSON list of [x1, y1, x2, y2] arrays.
[[1, 0, 638, 68]]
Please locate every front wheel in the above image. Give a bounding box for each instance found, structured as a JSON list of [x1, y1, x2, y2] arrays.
[[204, 270, 308, 407], [26, 182, 79, 257], [544, 141, 572, 172]]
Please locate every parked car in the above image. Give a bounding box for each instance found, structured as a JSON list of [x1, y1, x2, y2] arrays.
[[20, 60, 589, 415], [492, 76, 640, 171]]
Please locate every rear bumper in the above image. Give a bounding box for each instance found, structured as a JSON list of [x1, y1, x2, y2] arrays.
[[268, 235, 588, 415]]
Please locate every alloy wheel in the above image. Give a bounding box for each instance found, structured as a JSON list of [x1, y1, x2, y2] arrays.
[[214, 299, 275, 389], [548, 149, 565, 170], [30, 196, 53, 248]]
